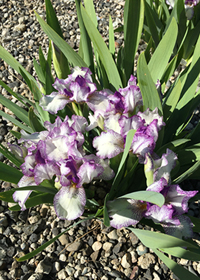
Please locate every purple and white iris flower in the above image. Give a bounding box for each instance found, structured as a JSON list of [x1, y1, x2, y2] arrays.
[[39, 67, 97, 114], [145, 178, 198, 238], [11, 66, 198, 240], [12, 115, 114, 220]]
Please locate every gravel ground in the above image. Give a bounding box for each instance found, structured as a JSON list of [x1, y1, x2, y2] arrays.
[[0, 1, 200, 280]]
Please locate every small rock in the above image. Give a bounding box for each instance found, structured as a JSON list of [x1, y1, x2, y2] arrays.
[[35, 259, 52, 274], [14, 24, 26, 32], [107, 229, 118, 240], [90, 250, 99, 262], [58, 269, 67, 279], [66, 241, 82, 252], [121, 253, 132, 268], [138, 253, 156, 269], [103, 242, 113, 252], [113, 243, 122, 254], [59, 234, 69, 245], [52, 262, 60, 273], [179, 259, 189, 265], [153, 272, 160, 280], [65, 266, 75, 276], [59, 253, 67, 262], [27, 274, 43, 280], [92, 241, 102, 251], [136, 244, 148, 256]]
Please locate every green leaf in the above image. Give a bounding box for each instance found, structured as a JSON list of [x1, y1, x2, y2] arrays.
[[0, 162, 22, 184], [148, 18, 178, 83], [16, 217, 92, 261], [45, 60, 54, 95], [0, 94, 30, 126], [39, 46, 47, 75], [0, 143, 22, 168], [76, 0, 94, 72], [144, 1, 162, 46], [156, 138, 190, 156], [109, 16, 115, 56], [103, 193, 110, 227], [173, 161, 200, 184], [109, 129, 136, 199], [137, 52, 163, 114], [0, 110, 32, 133], [188, 215, 200, 233], [45, 0, 63, 38], [123, 0, 144, 82], [161, 54, 178, 85], [129, 228, 199, 249], [153, 248, 200, 280], [81, 4, 122, 90], [84, 0, 97, 27], [165, 36, 200, 143], [52, 42, 70, 79], [120, 190, 165, 208], [160, 246, 200, 261], [35, 12, 88, 68], [33, 58, 45, 84], [163, 79, 182, 121], [28, 107, 46, 132]]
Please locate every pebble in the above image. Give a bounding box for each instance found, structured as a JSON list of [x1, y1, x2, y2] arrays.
[[121, 253, 132, 268], [107, 229, 118, 240], [136, 244, 148, 256], [27, 274, 43, 280], [58, 269, 67, 279], [35, 259, 52, 274], [66, 241, 82, 252], [92, 241, 102, 251], [138, 253, 156, 269]]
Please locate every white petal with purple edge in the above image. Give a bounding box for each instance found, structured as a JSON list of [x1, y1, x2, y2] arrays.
[[107, 199, 146, 229], [39, 92, 69, 114], [13, 176, 36, 211], [54, 186, 86, 220], [93, 130, 124, 159]]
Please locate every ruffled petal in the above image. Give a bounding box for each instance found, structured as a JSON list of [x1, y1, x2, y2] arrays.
[[54, 186, 86, 220], [13, 176, 36, 211], [107, 198, 146, 229], [39, 92, 70, 114], [93, 130, 124, 159]]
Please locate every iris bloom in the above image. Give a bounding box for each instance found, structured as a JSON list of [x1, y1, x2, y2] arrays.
[[12, 115, 114, 219], [145, 178, 198, 238], [39, 67, 96, 114]]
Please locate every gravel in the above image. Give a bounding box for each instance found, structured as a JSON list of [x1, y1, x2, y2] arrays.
[[0, 0, 200, 279]]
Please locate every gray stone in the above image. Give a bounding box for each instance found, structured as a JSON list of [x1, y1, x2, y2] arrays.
[[58, 269, 67, 279], [138, 253, 156, 269], [35, 259, 52, 274], [65, 266, 75, 276], [66, 241, 82, 252], [136, 244, 148, 256], [27, 274, 43, 280]]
